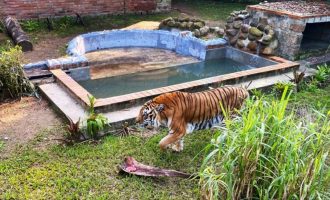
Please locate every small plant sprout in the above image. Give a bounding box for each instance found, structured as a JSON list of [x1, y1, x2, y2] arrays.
[[85, 94, 108, 139]]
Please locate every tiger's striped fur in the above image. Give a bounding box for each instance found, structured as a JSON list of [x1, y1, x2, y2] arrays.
[[136, 86, 249, 151]]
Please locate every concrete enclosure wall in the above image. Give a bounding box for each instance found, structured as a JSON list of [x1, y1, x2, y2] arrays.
[[66, 30, 227, 60], [0, 0, 171, 19]]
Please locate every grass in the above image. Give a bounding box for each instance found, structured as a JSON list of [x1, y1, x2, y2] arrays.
[[199, 87, 330, 199], [173, 0, 249, 21], [1, 85, 329, 199], [19, 11, 180, 38]]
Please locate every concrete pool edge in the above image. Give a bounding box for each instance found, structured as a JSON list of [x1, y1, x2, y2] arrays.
[[50, 55, 299, 112]]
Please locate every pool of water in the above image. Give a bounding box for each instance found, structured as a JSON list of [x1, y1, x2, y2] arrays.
[[78, 58, 254, 98]]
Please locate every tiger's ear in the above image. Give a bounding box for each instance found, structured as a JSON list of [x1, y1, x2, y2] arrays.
[[156, 104, 165, 112]]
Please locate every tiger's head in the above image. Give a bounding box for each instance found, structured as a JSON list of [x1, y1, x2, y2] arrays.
[[136, 100, 166, 129]]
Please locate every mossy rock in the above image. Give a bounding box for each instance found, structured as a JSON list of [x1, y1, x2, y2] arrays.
[[174, 22, 181, 28], [249, 27, 263, 37], [179, 22, 188, 29], [187, 22, 194, 30], [264, 25, 272, 33], [193, 22, 204, 29], [261, 34, 273, 45], [233, 21, 243, 29], [162, 17, 173, 23], [167, 20, 175, 27]]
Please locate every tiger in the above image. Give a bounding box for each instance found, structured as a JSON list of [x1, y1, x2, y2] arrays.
[[136, 86, 249, 152]]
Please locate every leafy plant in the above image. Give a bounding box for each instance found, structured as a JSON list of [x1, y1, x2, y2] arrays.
[[199, 87, 330, 199], [85, 95, 108, 139], [315, 64, 330, 83], [250, 88, 262, 99], [20, 20, 42, 32], [272, 81, 295, 98], [0, 46, 35, 100]]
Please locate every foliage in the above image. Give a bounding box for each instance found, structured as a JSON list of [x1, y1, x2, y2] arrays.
[[85, 95, 108, 139], [20, 20, 43, 32], [0, 46, 35, 100], [272, 81, 296, 98], [315, 64, 330, 83], [250, 88, 263, 99], [199, 87, 330, 199]]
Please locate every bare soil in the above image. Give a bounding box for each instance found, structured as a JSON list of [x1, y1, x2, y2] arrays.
[[23, 33, 73, 64], [0, 97, 63, 157]]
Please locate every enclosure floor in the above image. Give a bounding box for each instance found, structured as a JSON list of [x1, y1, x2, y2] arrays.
[[85, 48, 200, 79]]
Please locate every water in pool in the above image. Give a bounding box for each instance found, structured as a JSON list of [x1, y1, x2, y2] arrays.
[[78, 58, 254, 98]]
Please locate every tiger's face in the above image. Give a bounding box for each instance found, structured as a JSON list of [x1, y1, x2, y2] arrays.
[[136, 100, 165, 129]]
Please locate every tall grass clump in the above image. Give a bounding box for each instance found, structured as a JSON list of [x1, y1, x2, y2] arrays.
[[0, 46, 35, 100], [199, 88, 330, 199]]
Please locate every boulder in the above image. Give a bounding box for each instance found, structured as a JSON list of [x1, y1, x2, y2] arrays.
[[167, 20, 175, 27], [193, 29, 201, 37], [238, 32, 248, 40], [257, 23, 266, 31], [233, 20, 243, 29], [216, 29, 225, 37], [227, 16, 234, 23], [247, 41, 258, 51], [179, 22, 188, 29], [249, 27, 263, 37], [248, 34, 256, 41], [264, 25, 271, 33], [237, 40, 245, 48], [229, 35, 238, 45], [187, 22, 194, 30], [262, 47, 274, 55], [261, 34, 273, 45], [199, 26, 210, 36], [226, 29, 238, 37], [193, 21, 204, 29], [259, 17, 268, 26], [241, 24, 250, 33], [250, 18, 259, 27], [225, 23, 233, 30], [269, 39, 279, 49]]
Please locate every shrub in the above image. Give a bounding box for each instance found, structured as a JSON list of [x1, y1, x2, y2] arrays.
[[272, 81, 296, 98], [0, 46, 35, 100], [85, 95, 108, 139], [199, 88, 330, 199]]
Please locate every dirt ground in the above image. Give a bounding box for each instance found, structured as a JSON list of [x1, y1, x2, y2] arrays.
[[0, 97, 63, 157]]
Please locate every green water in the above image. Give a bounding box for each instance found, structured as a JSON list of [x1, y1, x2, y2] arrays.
[[78, 58, 254, 98]]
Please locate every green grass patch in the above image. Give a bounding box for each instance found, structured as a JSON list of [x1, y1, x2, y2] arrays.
[[20, 11, 179, 38], [173, 0, 249, 21]]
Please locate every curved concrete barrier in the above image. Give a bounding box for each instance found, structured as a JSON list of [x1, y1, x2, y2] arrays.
[[66, 30, 227, 60], [24, 30, 227, 71]]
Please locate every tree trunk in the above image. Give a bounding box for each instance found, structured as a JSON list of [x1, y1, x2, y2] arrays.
[[4, 16, 33, 52]]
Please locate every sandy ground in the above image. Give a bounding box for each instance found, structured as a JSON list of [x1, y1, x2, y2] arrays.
[[0, 97, 63, 157]]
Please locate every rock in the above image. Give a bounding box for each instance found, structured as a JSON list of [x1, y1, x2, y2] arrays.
[[250, 18, 259, 27], [233, 11, 240, 15], [269, 39, 279, 49], [264, 25, 272, 33], [227, 16, 234, 23], [241, 24, 250, 33], [193, 22, 204, 29], [172, 17, 178, 21], [239, 32, 248, 40], [216, 29, 225, 37], [193, 29, 201, 37], [179, 22, 188, 29], [229, 36, 238, 45], [236, 14, 250, 20], [237, 40, 245, 48], [233, 20, 243, 29], [187, 22, 194, 30], [247, 41, 258, 51], [174, 22, 181, 28], [225, 23, 233, 30], [262, 47, 274, 55], [167, 20, 175, 27], [210, 27, 218, 33], [241, 10, 248, 15], [261, 34, 273, 45], [199, 26, 210, 36], [226, 29, 238, 37], [267, 29, 275, 37], [4, 136, 9, 140], [162, 17, 173, 23], [259, 17, 268, 26], [249, 27, 263, 37], [248, 34, 256, 41], [257, 23, 266, 31]]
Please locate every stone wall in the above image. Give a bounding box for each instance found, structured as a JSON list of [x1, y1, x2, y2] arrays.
[[0, 0, 171, 19]]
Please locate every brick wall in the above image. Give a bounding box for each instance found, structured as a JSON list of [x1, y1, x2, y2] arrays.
[[0, 0, 171, 19]]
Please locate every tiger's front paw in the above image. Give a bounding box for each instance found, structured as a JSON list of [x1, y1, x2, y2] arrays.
[[169, 141, 184, 152]]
